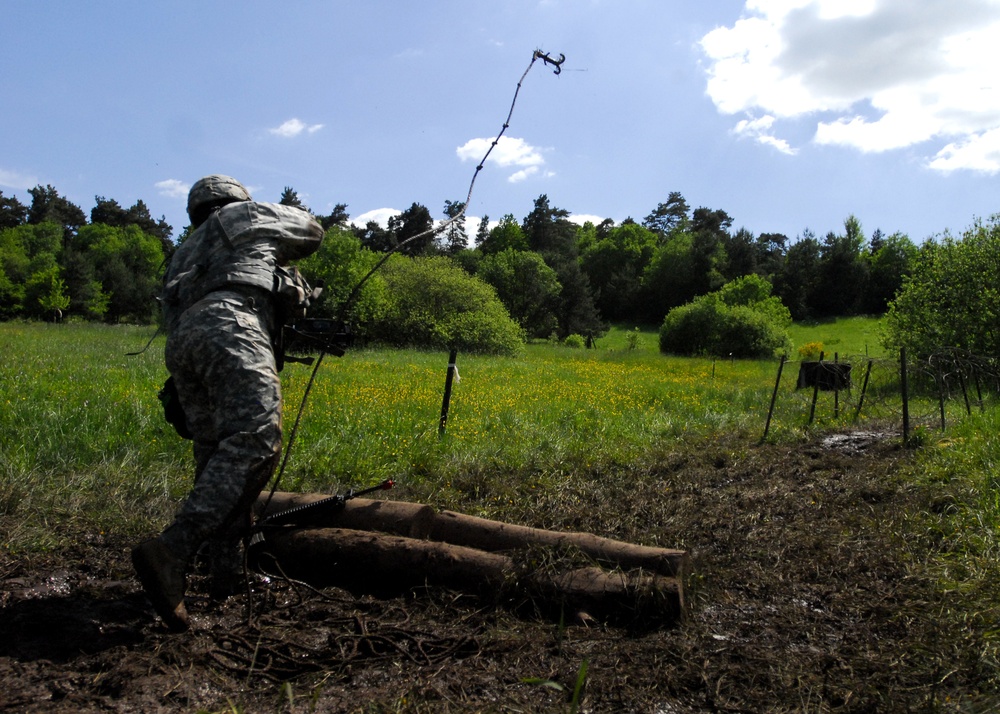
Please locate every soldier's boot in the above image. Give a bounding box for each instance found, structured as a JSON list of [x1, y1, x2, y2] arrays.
[[131, 537, 190, 632], [206, 537, 245, 600]]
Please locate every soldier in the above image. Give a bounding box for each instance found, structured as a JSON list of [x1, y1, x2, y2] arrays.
[[132, 175, 324, 631]]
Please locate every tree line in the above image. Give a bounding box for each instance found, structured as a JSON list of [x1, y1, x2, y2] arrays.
[[0, 184, 919, 348]]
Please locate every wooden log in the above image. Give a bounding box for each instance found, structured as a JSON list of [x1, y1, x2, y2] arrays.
[[428, 510, 687, 577], [256, 492, 687, 577], [256, 527, 683, 626], [256, 492, 437, 538]]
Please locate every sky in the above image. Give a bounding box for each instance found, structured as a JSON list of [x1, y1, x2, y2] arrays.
[[2, 0, 1000, 245]]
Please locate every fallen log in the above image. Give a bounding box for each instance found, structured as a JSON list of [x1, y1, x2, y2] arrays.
[[255, 526, 683, 626], [256, 492, 687, 577]]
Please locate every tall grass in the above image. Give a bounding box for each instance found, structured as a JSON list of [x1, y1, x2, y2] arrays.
[[787, 315, 888, 358], [0, 318, 985, 554]]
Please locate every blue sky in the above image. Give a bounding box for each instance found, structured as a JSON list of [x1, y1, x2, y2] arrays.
[[2, 0, 999, 244]]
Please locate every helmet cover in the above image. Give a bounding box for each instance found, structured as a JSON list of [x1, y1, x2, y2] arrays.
[[187, 175, 252, 223]]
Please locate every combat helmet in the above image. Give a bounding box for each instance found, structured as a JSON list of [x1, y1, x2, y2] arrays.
[[187, 174, 252, 227]]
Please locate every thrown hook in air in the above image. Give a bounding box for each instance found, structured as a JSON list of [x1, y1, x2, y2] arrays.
[[533, 50, 566, 75]]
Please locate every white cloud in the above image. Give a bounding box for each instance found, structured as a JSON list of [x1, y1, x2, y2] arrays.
[[351, 207, 400, 228], [269, 118, 324, 138], [929, 127, 1000, 174], [568, 214, 607, 226], [701, 0, 1000, 171], [733, 115, 797, 154], [508, 166, 538, 183], [0, 168, 39, 190], [155, 179, 189, 198], [457, 136, 550, 182]]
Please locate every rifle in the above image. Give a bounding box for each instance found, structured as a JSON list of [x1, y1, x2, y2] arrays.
[[277, 318, 354, 368], [249, 478, 395, 550]]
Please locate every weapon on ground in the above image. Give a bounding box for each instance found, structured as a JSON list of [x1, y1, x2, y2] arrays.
[[249, 478, 395, 551]]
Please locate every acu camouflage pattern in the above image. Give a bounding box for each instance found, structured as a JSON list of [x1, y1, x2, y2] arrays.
[[158, 201, 323, 564], [186, 174, 252, 220]]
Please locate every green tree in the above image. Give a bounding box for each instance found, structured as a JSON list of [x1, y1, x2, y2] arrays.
[[81, 224, 164, 322], [775, 231, 821, 320], [125, 199, 173, 251], [0, 226, 30, 316], [643, 192, 690, 239], [478, 249, 561, 338], [59, 246, 109, 319], [864, 231, 915, 313], [474, 214, 490, 247], [317, 203, 350, 231], [354, 220, 395, 253], [297, 225, 387, 326], [640, 232, 697, 322], [26, 264, 70, 320], [91, 196, 128, 226], [580, 221, 658, 321], [0, 191, 28, 229], [279, 186, 307, 211], [813, 215, 869, 317], [480, 214, 527, 254], [522, 195, 604, 338], [722, 227, 756, 281], [91, 196, 173, 254], [883, 217, 1000, 358], [523, 194, 576, 260], [754, 232, 788, 282], [441, 200, 468, 255], [26, 185, 86, 242], [388, 202, 435, 256], [689, 207, 731, 296]]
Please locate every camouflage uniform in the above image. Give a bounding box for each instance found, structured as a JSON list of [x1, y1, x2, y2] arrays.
[[133, 177, 323, 629]]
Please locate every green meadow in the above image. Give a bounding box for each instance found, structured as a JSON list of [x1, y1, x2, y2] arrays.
[[0, 319, 996, 559]]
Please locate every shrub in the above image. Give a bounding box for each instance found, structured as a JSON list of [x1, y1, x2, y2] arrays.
[[563, 333, 585, 349], [798, 341, 824, 360], [367, 255, 525, 356], [659, 276, 792, 358], [298, 226, 389, 326]]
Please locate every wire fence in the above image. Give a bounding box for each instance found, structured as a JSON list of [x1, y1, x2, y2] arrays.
[[762, 347, 1000, 442]]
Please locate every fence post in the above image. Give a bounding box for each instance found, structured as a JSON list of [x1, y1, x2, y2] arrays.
[[762, 354, 785, 442], [900, 347, 909, 444], [853, 359, 874, 422], [834, 352, 840, 418], [958, 368, 972, 415], [808, 351, 824, 425], [937, 367, 947, 431], [438, 349, 459, 437]]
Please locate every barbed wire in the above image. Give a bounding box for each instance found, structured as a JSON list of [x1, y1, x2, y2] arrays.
[[764, 348, 1000, 436]]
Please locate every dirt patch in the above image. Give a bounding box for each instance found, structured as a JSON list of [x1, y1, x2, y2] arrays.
[[1, 433, 996, 713]]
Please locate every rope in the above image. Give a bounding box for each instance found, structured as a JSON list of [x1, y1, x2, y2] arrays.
[[257, 48, 564, 518]]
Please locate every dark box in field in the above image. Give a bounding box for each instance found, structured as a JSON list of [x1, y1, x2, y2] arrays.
[[797, 361, 852, 391]]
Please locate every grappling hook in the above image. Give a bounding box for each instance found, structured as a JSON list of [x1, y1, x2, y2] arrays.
[[534, 49, 566, 75]]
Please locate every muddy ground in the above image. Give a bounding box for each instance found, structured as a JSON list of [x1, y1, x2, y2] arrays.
[[2, 432, 998, 713]]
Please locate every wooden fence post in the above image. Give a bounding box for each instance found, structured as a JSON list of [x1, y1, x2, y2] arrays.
[[808, 351, 824, 425], [900, 348, 909, 444], [439, 349, 459, 437], [853, 359, 874, 422], [762, 354, 785, 442], [834, 353, 840, 418]]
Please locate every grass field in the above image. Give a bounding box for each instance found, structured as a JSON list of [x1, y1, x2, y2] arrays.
[[0, 318, 992, 553]]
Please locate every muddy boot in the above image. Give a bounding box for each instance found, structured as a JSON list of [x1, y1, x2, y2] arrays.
[[206, 538, 245, 600], [131, 538, 190, 632]]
